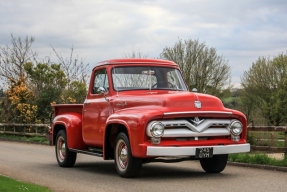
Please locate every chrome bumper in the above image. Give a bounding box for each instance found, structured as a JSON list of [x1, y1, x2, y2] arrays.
[[146, 143, 250, 156]]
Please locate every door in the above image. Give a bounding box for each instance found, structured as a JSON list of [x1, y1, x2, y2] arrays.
[[82, 67, 110, 146]]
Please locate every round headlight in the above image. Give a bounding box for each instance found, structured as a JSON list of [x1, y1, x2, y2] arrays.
[[150, 122, 164, 138], [229, 121, 243, 135]]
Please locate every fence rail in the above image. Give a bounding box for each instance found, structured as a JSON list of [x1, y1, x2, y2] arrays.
[[248, 126, 287, 153], [0, 123, 49, 137], [0, 124, 286, 154]]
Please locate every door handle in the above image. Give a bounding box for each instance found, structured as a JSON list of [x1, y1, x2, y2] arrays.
[[84, 102, 91, 105], [116, 101, 127, 107]]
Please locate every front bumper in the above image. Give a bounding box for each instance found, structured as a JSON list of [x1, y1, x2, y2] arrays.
[[146, 143, 250, 156]]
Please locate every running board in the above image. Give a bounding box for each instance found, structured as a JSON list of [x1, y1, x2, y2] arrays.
[[69, 148, 103, 157]]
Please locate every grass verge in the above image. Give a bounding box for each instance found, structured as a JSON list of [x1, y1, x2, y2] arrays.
[[229, 153, 287, 167], [0, 175, 51, 192], [0, 134, 49, 144]]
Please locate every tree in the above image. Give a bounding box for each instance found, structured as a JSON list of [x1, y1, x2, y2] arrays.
[[62, 81, 87, 104], [124, 50, 148, 58], [51, 45, 88, 104], [0, 34, 36, 82], [237, 88, 258, 124], [241, 52, 287, 125], [24, 62, 67, 122], [160, 38, 231, 97], [51, 45, 89, 87], [1, 76, 38, 123]]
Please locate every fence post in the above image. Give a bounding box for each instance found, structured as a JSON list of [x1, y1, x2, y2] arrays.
[[285, 131, 287, 159]]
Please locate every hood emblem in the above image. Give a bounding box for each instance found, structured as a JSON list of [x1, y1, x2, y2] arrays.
[[191, 117, 204, 126], [194, 101, 201, 109]]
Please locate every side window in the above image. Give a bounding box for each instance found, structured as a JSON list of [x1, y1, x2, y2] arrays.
[[92, 68, 109, 94]]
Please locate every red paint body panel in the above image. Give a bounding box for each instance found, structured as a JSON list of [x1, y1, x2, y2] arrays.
[[107, 108, 163, 157], [52, 112, 86, 149], [51, 58, 249, 159]]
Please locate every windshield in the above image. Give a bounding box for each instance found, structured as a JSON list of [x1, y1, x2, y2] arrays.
[[112, 66, 187, 91]]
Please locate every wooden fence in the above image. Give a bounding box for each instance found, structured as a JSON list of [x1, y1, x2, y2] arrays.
[[248, 126, 287, 154], [0, 123, 286, 154], [0, 123, 49, 137]]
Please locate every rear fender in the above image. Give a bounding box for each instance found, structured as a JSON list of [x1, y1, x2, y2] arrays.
[[52, 112, 86, 149]]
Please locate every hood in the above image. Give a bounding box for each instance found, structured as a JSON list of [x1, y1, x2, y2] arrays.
[[112, 91, 227, 114]]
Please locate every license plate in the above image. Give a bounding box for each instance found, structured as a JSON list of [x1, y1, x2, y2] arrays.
[[195, 147, 213, 158]]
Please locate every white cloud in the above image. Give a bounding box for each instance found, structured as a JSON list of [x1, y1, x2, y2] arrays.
[[0, 0, 286, 86]]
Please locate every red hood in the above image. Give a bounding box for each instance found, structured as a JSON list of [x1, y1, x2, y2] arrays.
[[112, 91, 228, 114]]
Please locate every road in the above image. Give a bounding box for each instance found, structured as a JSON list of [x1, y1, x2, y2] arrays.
[[0, 141, 286, 192]]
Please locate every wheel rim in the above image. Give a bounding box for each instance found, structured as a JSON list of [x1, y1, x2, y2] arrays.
[[57, 136, 66, 162], [116, 139, 128, 171]]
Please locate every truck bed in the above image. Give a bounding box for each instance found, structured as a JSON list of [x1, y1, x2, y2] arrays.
[[51, 104, 83, 116]]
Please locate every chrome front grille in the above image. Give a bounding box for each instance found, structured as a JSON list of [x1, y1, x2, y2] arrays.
[[159, 119, 231, 138]]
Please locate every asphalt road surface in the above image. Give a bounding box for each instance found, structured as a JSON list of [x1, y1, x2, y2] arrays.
[[0, 140, 286, 192]]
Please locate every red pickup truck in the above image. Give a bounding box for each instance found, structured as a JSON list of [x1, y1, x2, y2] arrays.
[[49, 58, 250, 178]]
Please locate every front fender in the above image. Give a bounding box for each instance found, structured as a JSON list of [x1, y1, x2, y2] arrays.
[[53, 112, 86, 149], [231, 109, 248, 141], [107, 108, 163, 157]]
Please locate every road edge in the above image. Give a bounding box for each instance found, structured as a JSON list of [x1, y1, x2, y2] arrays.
[[228, 162, 287, 172]]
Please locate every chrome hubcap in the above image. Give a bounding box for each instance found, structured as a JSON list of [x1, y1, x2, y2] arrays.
[[117, 140, 128, 170], [57, 136, 66, 162]]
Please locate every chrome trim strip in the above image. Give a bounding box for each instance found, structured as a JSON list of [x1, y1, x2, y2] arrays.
[[146, 144, 250, 156], [164, 111, 233, 115], [163, 128, 230, 137]]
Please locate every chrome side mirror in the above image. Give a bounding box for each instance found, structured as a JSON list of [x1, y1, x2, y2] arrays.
[[97, 87, 109, 101]]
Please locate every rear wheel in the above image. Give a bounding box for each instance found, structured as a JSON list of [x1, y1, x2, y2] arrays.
[[55, 130, 77, 167], [114, 132, 142, 178], [200, 154, 228, 173]]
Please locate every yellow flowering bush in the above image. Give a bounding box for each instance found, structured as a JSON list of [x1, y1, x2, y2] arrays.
[[4, 76, 39, 123]]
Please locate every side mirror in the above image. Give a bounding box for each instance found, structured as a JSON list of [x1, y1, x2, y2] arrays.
[[97, 87, 106, 94], [97, 87, 109, 101]]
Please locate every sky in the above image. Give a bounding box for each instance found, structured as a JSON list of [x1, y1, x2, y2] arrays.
[[1, 0, 287, 87]]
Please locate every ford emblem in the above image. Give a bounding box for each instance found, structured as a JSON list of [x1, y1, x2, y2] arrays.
[[194, 101, 201, 109]]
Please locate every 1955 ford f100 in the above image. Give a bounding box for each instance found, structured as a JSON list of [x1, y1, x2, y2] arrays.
[[48, 58, 250, 178]]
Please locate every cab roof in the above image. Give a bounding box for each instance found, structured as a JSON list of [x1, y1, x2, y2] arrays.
[[94, 58, 178, 68]]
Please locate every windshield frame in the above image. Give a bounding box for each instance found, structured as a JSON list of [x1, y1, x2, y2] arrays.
[[111, 66, 188, 91]]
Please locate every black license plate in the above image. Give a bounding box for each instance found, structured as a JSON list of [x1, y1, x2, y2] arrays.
[[195, 147, 213, 158]]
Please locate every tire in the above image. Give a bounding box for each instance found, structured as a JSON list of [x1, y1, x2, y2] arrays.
[[55, 130, 77, 167], [200, 154, 228, 173], [114, 132, 142, 178]]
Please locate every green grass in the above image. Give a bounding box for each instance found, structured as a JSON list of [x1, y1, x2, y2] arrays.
[[277, 141, 285, 147], [229, 153, 287, 167], [0, 134, 49, 144], [0, 175, 51, 192]]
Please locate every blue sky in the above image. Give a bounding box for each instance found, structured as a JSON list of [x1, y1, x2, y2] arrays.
[[1, 0, 286, 87]]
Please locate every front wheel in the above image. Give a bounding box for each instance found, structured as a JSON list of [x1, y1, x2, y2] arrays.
[[55, 130, 77, 167], [200, 154, 228, 173], [114, 132, 142, 178]]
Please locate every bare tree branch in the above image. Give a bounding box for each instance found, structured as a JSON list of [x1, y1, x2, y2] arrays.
[[0, 34, 37, 83], [51, 45, 90, 87]]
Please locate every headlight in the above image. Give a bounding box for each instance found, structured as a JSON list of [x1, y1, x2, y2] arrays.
[[229, 120, 243, 135], [149, 122, 164, 138]]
